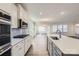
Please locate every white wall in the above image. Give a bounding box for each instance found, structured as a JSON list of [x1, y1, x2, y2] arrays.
[[28, 19, 35, 37]]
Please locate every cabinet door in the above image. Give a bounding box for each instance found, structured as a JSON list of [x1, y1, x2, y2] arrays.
[[12, 40, 24, 56], [11, 4, 18, 28], [0, 4, 18, 28], [24, 37, 30, 53], [47, 38, 52, 56], [24, 36, 32, 54], [47, 38, 50, 53], [49, 39, 53, 56], [19, 5, 24, 20], [19, 4, 28, 23], [24, 37, 29, 53], [52, 43, 62, 56], [18, 40, 24, 56]]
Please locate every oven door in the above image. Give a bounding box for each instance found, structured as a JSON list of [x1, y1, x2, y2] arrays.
[[0, 24, 10, 46], [1, 48, 11, 56], [0, 36, 10, 46]]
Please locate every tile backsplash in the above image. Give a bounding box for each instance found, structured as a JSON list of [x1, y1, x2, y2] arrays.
[[11, 28, 28, 37]]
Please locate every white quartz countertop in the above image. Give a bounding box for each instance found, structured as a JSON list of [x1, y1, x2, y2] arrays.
[[11, 38, 23, 46], [48, 34, 79, 54], [11, 35, 30, 46]]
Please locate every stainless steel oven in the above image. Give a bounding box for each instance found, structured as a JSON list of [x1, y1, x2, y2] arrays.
[[0, 23, 11, 56], [0, 24, 10, 46], [0, 9, 11, 56]]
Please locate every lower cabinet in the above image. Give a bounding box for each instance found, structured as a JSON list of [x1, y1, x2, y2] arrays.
[[24, 36, 32, 54], [11, 36, 32, 56], [47, 38, 62, 56], [52, 43, 62, 56], [12, 40, 25, 56], [47, 38, 53, 56]]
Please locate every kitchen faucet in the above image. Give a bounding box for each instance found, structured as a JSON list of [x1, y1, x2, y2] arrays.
[[56, 29, 61, 38]]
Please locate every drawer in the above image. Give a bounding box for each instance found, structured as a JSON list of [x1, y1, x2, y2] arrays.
[[24, 36, 32, 53], [53, 44, 62, 56], [12, 40, 24, 56]]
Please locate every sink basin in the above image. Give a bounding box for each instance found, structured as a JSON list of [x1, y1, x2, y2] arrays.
[[51, 36, 59, 40]]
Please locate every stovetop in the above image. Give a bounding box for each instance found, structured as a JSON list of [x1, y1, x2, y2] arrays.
[[13, 34, 29, 38]]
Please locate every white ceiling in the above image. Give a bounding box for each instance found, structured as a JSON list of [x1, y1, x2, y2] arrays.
[[23, 3, 79, 24]]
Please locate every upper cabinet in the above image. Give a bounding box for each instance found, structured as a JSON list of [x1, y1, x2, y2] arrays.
[[0, 4, 18, 28], [19, 5, 28, 23], [0, 4, 28, 28], [0, 4, 12, 14], [11, 4, 18, 28]]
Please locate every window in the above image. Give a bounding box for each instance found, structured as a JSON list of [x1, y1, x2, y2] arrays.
[[75, 24, 79, 34], [52, 25, 57, 32], [58, 25, 63, 32], [63, 25, 67, 32], [38, 26, 47, 33], [52, 24, 68, 33]]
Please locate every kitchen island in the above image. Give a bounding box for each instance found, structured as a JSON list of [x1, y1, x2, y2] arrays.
[[47, 34, 79, 56]]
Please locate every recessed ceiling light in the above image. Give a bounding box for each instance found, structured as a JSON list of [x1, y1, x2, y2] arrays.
[[60, 11, 65, 15], [75, 24, 79, 26], [40, 12, 42, 15], [40, 18, 52, 21]]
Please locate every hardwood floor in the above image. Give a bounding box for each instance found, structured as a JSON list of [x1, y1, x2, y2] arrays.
[[26, 34, 49, 56]]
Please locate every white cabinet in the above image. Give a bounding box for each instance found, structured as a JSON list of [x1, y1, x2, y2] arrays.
[[12, 36, 32, 56], [20, 6, 24, 20], [48, 38, 62, 56], [0, 3, 12, 14], [0, 4, 28, 28], [11, 4, 18, 28], [0, 4, 18, 28], [19, 4, 28, 23], [52, 43, 62, 56], [12, 40, 25, 56], [24, 36, 32, 54], [47, 38, 53, 56]]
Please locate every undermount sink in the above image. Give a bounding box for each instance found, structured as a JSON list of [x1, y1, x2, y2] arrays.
[[51, 36, 59, 40]]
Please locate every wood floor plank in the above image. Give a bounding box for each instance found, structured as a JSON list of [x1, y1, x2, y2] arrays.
[[26, 34, 49, 56]]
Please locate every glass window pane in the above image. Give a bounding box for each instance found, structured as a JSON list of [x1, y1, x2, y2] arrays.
[[75, 24, 79, 34], [63, 25, 67, 32], [38, 26, 47, 33], [58, 25, 63, 32], [52, 25, 57, 32]]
